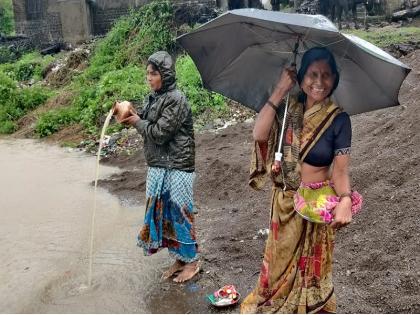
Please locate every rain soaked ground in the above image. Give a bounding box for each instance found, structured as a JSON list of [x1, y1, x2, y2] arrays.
[[0, 139, 199, 313]]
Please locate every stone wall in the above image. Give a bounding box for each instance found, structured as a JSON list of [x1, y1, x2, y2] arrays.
[[91, 0, 217, 35], [385, 0, 403, 15], [174, 0, 216, 5], [12, 0, 63, 47], [10, 0, 226, 46], [57, 0, 92, 45], [91, 5, 131, 35], [172, 0, 218, 25], [13, 0, 406, 47]]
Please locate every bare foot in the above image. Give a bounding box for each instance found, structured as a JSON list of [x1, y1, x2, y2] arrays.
[[161, 260, 185, 280], [173, 261, 200, 283]]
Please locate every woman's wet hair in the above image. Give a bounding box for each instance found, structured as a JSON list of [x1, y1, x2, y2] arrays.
[[147, 61, 159, 73], [297, 47, 340, 98]]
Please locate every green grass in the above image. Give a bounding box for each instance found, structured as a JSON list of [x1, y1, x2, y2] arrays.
[[0, 52, 56, 82], [0, 0, 14, 35], [0, 71, 53, 134], [343, 27, 420, 48], [33, 0, 227, 137], [176, 55, 226, 115], [1, 1, 228, 138], [34, 1, 177, 137], [0, 50, 59, 134]]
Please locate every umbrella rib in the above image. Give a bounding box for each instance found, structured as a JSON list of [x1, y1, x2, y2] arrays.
[[243, 23, 305, 59], [179, 12, 409, 115], [182, 20, 296, 38], [243, 22, 303, 41], [206, 22, 301, 82], [306, 37, 347, 48], [247, 23, 346, 53], [182, 19, 345, 61], [334, 37, 396, 101], [342, 52, 395, 101]]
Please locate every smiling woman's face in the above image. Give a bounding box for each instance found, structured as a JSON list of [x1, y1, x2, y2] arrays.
[[301, 60, 335, 105]]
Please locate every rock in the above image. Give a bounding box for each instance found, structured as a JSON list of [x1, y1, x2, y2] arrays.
[[258, 228, 270, 236], [128, 128, 138, 136], [296, 0, 320, 14], [102, 135, 111, 146], [392, 4, 420, 21], [213, 118, 224, 127], [40, 43, 65, 55], [108, 134, 120, 146], [202, 123, 214, 130]]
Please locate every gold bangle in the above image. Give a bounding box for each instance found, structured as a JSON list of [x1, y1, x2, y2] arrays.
[[267, 100, 278, 111]]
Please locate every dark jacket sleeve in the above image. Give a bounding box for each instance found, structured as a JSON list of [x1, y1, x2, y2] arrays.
[[130, 97, 148, 119], [134, 95, 186, 145]]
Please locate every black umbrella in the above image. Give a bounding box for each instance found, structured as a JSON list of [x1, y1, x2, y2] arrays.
[[177, 9, 411, 115]]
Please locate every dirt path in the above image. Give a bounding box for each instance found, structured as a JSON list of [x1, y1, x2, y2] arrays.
[[98, 49, 420, 313]]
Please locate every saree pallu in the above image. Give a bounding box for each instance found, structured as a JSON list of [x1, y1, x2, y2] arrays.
[[241, 188, 336, 314], [137, 167, 198, 263]]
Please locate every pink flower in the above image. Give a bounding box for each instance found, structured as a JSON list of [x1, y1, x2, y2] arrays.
[[294, 194, 306, 210], [351, 191, 363, 215], [318, 209, 333, 223]]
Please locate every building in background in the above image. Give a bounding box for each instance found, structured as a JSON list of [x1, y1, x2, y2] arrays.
[[11, 0, 217, 46], [12, 0, 405, 47]]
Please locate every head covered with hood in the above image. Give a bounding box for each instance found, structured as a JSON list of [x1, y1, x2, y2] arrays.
[[147, 51, 176, 93]]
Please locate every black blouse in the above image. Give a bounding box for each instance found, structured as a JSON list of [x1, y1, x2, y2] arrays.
[[303, 112, 352, 167]]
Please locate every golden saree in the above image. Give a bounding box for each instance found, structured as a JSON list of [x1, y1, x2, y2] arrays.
[[242, 98, 341, 314]]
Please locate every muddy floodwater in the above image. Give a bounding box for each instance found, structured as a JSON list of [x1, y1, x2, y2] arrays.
[[0, 139, 199, 313]]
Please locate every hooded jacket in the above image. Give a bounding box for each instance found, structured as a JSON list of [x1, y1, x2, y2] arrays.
[[134, 51, 195, 172]]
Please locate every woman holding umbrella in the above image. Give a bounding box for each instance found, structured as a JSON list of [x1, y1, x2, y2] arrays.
[[241, 47, 362, 313]]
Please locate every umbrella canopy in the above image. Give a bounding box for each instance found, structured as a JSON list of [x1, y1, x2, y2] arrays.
[[177, 9, 411, 115]]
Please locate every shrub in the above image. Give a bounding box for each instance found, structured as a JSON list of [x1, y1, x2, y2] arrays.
[[84, 0, 175, 81], [35, 106, 79, 137], [0, 0, 14, 35], [0, 120, 15, 133], [0, 52, 56, 82], [0, 46, 19, 64], [32, 1, 229, 137], [175, 55, 226, 115], [43, 0, 176, 135], [0, 71, 52, 134], [0, 70, 17, 102], [18, 86, 51, 111]]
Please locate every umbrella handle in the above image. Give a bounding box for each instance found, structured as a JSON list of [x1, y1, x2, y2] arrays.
[[272, 39, 298, 190], [273, 92, 289, 191], [276, 92, 289, 157], [275, 38, 298, 159]]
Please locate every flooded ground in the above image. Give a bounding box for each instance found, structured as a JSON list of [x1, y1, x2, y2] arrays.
[[0, 139, 195, 313]]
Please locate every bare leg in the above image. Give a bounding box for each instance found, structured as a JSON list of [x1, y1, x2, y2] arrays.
[[161, 260, 185, 279], [173, 260, 200, 283]]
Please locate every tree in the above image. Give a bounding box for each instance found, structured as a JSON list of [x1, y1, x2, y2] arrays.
[[0, 0, 14, 35]]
